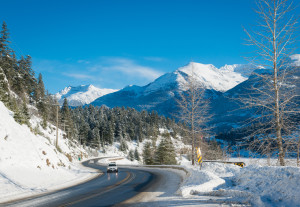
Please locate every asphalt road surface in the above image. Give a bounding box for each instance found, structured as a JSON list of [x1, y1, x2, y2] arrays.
[[1, 159, 183, 207]]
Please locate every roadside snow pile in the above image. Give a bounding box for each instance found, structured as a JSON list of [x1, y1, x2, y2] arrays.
[[230, 165, 300, 206], [179, 160, 300, 206], [0, 101, 96, 203], [179, 162, 240, 197]]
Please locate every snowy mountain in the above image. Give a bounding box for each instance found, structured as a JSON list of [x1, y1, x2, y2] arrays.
[[89, 60, 299, 133], [145, 62, 248, 93], [211, 65, 300, 133], [55, 84, 118, 106], [90, 62, 256, 114]]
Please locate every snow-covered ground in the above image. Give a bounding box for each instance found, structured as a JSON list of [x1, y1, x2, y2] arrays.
[[0, 101, 98, 203], [177, 157, 300, 207]]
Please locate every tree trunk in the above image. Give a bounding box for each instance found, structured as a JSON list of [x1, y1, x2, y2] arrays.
[[191, 122, 195, 165], [274, 81, 284, 166], [272, 8, 285, 166]]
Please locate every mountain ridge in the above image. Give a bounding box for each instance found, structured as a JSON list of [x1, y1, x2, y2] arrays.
[[89, 61, 257, 120], [55, 84, 118, 106]]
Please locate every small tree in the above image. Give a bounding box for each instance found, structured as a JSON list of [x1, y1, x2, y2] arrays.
[[22, 98, 30, 126], [155, 136, 177, 165], [128, 150, 134, 161], [143, 141, 154, 165], [119, 139, 128, 152], [134, 147, 140, 161], [176, 63, 211, 165], [0, 66, 9, 106]]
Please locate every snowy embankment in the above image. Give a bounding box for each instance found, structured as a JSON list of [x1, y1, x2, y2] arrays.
[[179, 159, 300, 206], [0, 101, 97, 203]]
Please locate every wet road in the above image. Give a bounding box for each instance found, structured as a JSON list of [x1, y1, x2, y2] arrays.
[[1, 159, 159, 207]]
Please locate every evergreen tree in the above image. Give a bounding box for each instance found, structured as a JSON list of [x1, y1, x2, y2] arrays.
[[137, 122, 144, 142], [89, 127, 101, 148], [12, 99, 26, 125], [134, 147, 140, 161], [155, 135, 177, 165], [143, 142, 154, 165], [19, 55, 36, 99], [128, 150, 134, 161], [61, 98, 70, 121], [115, 122, 123, 141], [34, 73, 45, 102], [35, 73, 48, 128], [11, 53, 24, 97], [119, 139, 128, 152], [105, 120, 114, 145], [13, 107, 24, 125], [0, 21, 16, 86], [60, 98, 74, 138], [0, 21, 10, 58], [79, 122, 89, 145], [22, 97, 30, 126], [0, 66, 9, 105]]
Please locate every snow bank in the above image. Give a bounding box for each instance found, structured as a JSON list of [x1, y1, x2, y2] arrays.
[[179, 161, 240, 197], [179, 159, 300, 206], [231, 165, 300, 206]]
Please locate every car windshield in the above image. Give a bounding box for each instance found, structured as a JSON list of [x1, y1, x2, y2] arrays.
[[109, 163, 116, 166]]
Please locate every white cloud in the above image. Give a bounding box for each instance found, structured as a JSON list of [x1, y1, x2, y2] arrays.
[[32, 57, 164, 90], [101, 57, 163, 80]]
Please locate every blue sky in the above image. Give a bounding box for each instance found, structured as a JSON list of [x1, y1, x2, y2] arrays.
[[0, 0, 299, 93]]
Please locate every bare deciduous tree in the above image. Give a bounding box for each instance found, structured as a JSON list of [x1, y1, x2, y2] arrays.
[[244, 0, 299, 166], [175, 63, 211, 165]]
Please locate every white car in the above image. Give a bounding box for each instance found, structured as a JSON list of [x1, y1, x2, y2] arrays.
[[107, 162, 118, 173]]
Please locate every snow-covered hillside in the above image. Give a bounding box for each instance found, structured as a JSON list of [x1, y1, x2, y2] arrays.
[[55, 84, 118, 106], [0, 101, 96, 202]]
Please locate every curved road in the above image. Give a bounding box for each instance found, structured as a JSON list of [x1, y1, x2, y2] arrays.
[[1, 159, 183, 207]]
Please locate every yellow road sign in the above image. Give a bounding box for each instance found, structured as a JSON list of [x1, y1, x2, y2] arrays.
[[196, 147, 202, 164], [234, 162, 245, 168]]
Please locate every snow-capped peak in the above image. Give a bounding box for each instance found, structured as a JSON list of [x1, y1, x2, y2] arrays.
[[55, 84, 118, 106], [179, 62, 249, 92], [144, 62, 252, 94]]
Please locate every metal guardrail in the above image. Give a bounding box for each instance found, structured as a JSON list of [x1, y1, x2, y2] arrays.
[[202, 160, 246, 168]]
